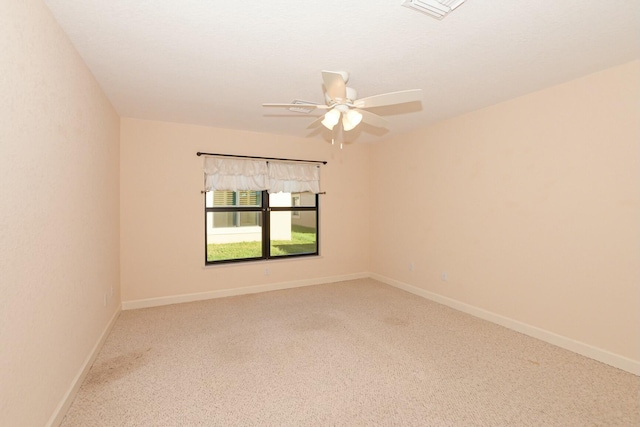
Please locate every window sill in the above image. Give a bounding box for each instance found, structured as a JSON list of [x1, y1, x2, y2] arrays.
[[202, 254, 323, 269]]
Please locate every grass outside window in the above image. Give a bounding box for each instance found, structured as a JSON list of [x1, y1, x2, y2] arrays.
[[207, 225, 317, 262]]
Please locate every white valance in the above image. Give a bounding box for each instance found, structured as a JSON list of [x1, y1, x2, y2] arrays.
[[268, 162, 320, 194], [203, 157, 321, 194], [203, 157, 269, 191]]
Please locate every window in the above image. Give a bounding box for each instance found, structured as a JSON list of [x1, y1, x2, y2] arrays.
[[201, 156, 322, 264], [205, 191, 318, 264]]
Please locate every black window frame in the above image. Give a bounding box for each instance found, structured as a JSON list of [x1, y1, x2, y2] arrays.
[[205, 191, 319, 265]]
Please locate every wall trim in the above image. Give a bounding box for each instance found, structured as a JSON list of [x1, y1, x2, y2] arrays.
[[371, 273, 639, 376], [122, 272, 369, 310], [122, 272, 638, 376], [42, 272, 637, 425], [46, 304, 122, 427]]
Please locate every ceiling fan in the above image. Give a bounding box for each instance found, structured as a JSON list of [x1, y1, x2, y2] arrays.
[[262, 70, 422, 133]]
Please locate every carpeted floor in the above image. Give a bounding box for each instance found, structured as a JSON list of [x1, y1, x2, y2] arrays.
[[61, 278, 639, 426]]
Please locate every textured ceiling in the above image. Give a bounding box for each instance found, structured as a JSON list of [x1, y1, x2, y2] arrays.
[[43, 0, 639, 144]]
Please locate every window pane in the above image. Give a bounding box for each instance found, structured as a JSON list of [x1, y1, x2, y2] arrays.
[[268, 192, 316, 207], [237, 190, 261, 206], [270, 211, 317, 257], [294, 192, 316, 207], [207, 212, 262, 262], [269, 192, 292, 207], [214, 190, 235, 206], [206, 191, 261, 208], [238, 211, 260, 227], [212, 212, 235, 227]]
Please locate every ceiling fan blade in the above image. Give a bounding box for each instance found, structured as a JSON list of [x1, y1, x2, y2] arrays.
[[262, 103, 328, 109], [322, 70, 347, 103], [358, 109, 389, 128], [354, 89, 422, 109]]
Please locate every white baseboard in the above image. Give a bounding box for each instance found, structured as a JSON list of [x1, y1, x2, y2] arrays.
[[122, 271, 639, 376], [122, 272, 369, 310], [42, 272, 637, 427], [46, 304, 122, 427], [370, 273, 640, 376]]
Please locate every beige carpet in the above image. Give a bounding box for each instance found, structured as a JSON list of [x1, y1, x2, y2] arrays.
[[61, 279, 639, 426]]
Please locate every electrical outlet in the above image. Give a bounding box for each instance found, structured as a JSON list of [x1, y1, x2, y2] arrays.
[[441, 272, 448, 281]]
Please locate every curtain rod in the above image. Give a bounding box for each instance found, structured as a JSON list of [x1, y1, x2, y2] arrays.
[[196, 152, 327, 165]]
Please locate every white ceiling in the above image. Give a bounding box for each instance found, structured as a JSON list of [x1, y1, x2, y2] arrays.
[[43, 0, 639, 144]]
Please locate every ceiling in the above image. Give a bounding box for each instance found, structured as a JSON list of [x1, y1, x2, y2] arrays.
[[43, 0, 639, 144]]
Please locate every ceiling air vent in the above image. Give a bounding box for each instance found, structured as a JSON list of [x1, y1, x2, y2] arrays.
[[402, 0, 465, 20], [287, 100, 318, 114]]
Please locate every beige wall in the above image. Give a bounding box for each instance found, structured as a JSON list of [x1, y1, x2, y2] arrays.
[[120, 119, 370, 302], [0, 1, 120, 426], [370, 61, 640, 362]]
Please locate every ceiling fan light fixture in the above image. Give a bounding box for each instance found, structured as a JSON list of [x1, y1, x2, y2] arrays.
[[402, 0, 465, 19], [321, 108, 341, 130], [342, 110, 363, 132]]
